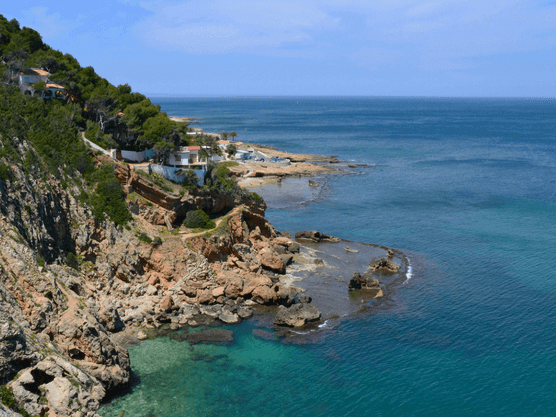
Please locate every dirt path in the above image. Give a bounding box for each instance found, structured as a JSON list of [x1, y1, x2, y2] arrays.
[[179, 207, 241, 239]]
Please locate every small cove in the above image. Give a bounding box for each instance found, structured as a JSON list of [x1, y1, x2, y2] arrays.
[[99, 97, 556, 417]]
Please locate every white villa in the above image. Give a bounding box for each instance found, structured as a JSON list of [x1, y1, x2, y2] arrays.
[[17, 68, 66, 99], [167, 146, 205, 167]]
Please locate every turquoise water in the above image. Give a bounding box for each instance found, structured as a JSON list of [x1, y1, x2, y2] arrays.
[[99, 97, 556, 416]]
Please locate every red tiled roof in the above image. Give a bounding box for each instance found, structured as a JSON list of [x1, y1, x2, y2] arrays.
[[46, 83, 65, 89], [187, 146, 201, 150], [19, 68, 49, 76]]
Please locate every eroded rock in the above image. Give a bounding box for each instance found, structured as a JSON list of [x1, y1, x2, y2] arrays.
[[274, 304, 322, 327]]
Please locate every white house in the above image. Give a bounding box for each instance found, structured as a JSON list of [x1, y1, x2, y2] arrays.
[[168, 146, 204, 167], [18, 68, 66, 99]]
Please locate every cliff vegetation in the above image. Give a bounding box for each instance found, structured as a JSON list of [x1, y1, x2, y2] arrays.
[[0, 14, 309, 417]]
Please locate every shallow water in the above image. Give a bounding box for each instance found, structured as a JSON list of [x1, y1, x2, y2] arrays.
[[99, 97, 556, 416]]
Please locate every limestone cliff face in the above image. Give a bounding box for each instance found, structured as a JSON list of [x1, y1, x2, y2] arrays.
[[0, 153, 132, 417], [0, 145, 296, 417]]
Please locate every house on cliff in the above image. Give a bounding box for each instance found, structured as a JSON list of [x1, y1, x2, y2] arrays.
[[17, 68, 66, 99]]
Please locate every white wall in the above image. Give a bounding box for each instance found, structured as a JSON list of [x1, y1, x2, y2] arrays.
[[150, 164, 205, 185], [82, 136, 116, 159], [121, 150, 147, 162], [168, 152, 190, 166]]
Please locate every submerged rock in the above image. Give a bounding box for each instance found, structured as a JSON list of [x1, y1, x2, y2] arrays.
[[252, 329, 277, 341], [186, 329, 234, 345], [274, 303, 321, 327]]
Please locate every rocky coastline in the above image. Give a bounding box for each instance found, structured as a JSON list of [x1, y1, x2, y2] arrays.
[[0, 141, 392, 417]]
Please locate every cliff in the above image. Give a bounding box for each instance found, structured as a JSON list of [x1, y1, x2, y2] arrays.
[[0, 139, 303, 417]]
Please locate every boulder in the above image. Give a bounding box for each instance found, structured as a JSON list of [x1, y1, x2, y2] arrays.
[[160, 295, 174, 312], [348, 272, 380, 290], [368, 258, 400, 274], [219, 310, 240, 324], [251, 286, 276, 305], [260, 251, 285, 274], [225, 276, 243, 298], [212, 287, 225, 298], [44, 377, 79, 416], [288, 242, 300, 253], [274, 304, 321, 327], [296, 293, 312, 304], [233, 244, 252, 261], [199, 304, 222, 318], [272, 284, 299, 306], [280, 253, 294, 266], [272, 237, 292, 246], [294, 230, 339, 243], [237, 306, 254, 319], [197, 290, 214, 304], [241, 274, 272, 296], [146, 285, 158, 296], [272, 244, 287, 255]]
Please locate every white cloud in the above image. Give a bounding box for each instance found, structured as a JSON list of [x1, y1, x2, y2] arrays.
[[133, 0, 335, 55], [132, 0, 556, 70]]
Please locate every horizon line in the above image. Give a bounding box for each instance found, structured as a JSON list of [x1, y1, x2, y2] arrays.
[[145, 94, 556, 100]]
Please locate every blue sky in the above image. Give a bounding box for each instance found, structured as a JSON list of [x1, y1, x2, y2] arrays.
[[3, 1, 556, 96]]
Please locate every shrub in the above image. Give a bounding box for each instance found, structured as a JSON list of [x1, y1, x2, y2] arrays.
[[137, 232, 152, 244], [36, 255, 45, 267], [17, 406, 33, 417], [183, 210, 215, 230], [66, 252, 79, 270], [85, 164, 132, 226], [0, 385, 16, 408], [152, 237, 162, 246], [0, 163, 11, 181], [251, 192, 263, 202]]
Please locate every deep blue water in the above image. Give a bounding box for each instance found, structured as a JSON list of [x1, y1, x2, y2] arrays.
[[99, 97, 556, 416]]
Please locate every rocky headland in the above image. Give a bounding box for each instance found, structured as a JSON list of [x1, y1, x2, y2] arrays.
[[227, 143, 345, 188], [0, 143, 346, 416], [0, 138, 392, 417]]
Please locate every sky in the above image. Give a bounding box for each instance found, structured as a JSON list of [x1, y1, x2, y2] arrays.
[[3, 0, 556, 97]]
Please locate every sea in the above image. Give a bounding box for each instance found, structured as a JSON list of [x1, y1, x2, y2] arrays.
[[98, 97, 556, 417]]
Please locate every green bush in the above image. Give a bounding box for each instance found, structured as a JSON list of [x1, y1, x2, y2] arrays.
[[183, 210, 215, 230], [251, 192, 263, 202], [66, 252, 79, 270], [0, 385, 16, 408], [17, 407, 34, 417], [36, 255, 45, 267], [0, 163, 11, 181], [85, 164, 132, 226], [136, 232, 152, 244], [206, 163, 238, 193]]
